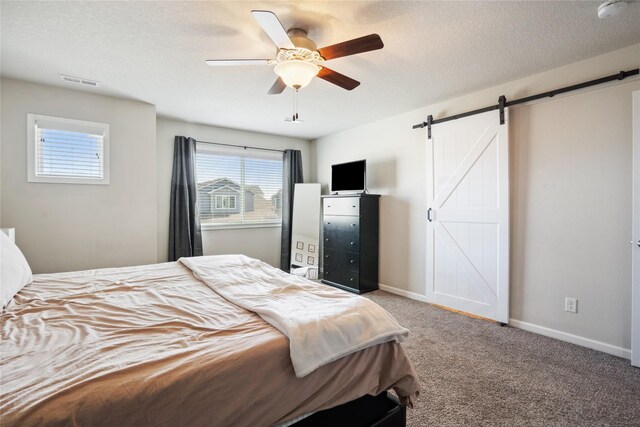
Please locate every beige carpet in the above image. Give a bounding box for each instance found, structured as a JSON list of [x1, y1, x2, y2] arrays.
[[366, 291, 640, 426]]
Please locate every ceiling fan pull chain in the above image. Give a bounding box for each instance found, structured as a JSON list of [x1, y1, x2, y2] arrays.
[[292, 89, 299, 121], [296, 89, 300, 121]]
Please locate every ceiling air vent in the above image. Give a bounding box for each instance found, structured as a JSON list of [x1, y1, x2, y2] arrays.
[[60, 74, 100, 87]]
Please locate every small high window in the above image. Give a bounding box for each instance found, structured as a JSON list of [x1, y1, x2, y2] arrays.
[[27, 113, 110, 185]]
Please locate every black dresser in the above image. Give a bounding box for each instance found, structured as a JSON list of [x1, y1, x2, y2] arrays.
[[321, 194, 380, 294]]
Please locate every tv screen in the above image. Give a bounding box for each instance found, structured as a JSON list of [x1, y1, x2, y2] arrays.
[[331, 160, 366, 193]]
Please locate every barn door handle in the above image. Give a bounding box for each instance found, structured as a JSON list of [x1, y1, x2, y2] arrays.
[[427, 208, 433, 222]]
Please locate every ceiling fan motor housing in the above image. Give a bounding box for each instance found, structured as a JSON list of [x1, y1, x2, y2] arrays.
[[287, 28, 317, 51], [275, 29, 324, 67]]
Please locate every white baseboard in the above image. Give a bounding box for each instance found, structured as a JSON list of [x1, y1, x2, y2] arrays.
[[508, 319, 631, 360], [377, 283, 632, 360], [378, 283, 429, 302]]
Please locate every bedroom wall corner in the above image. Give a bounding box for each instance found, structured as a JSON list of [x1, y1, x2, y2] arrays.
[[0, 78, 158, 273], [309, 138, 319, 183], [155, 117, 311, 267]]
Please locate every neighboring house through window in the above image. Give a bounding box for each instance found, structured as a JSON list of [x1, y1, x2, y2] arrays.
[[196, 146, 283, 227]]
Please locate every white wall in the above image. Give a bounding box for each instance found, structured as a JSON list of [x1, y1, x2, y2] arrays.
[[156, 117, 311, 267], [312, 43, 640, 352], [0, 78, 3, 226], [0, 78, 158, 273]]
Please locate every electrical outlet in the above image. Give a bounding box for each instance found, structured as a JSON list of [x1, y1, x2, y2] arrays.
[[565, 297, 578, 313]]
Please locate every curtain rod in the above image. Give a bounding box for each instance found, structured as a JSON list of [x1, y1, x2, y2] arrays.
[[196, 139, 284, 153], [412, 68, 640, 137]]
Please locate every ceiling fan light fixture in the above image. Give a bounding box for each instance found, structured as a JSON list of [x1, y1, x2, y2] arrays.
[[597, 0, 627, 18], [274, 60, 320, 90]]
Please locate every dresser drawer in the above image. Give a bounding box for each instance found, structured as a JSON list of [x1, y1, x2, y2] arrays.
[[323, 197, 360, 216], [323, 227, 360, 252], [323, 248, 360, 272], [323, 267, 360, 290], [323, 215, 360, 251], [324, 215, 359, 232]]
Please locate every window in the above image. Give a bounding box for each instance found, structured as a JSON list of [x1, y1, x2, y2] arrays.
[[214, 194, 237, 210], [27, 113, 110, 184], [196, 147, 283, 227]]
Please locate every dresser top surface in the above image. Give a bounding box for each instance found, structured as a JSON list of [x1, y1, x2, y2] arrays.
[[321, 193, 380, 199]]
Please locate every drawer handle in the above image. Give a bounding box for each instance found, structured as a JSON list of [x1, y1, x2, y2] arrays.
[[351, 223, 356, 227], [350, 242, 355, 245], [350, 259, 355, 264], [325, 255, 330, 258], [350, 278, 354, 282], [325, 238, 329, 242], [327, 222, 331, 225]]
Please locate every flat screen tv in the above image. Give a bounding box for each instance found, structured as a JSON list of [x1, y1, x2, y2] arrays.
[[331, 159, 366, 193]]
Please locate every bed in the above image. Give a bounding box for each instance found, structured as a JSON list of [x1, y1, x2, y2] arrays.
[[0, 251, 419, 426]]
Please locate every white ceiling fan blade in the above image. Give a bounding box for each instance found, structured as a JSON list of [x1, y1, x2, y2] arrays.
[[251, 10, 295, 49], [205, 59, 272, 66], [268, 77, 287, 95]]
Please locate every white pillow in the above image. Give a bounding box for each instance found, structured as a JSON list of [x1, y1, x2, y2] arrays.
[[1, 231, 33, 309]]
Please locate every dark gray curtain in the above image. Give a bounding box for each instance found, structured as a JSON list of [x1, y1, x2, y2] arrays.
[[280, 149, 304, 271], [169, 136, 203, 261]]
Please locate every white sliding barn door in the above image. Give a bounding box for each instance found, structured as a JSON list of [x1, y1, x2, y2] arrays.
[[426, 110, 510, 323]]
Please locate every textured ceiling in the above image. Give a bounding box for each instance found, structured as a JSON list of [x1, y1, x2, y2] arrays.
[[1, 1, 640, 139]]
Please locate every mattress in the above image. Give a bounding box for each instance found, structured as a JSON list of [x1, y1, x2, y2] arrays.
[[0, 260, 419, 426]]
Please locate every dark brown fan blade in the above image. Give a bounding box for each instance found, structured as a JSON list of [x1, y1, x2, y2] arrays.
[[317, 67, 360, 91], [318, 34, 383, 60], [268, 77, 287, 95]]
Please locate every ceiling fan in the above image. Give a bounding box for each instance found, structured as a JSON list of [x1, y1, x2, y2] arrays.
[[205, 10, 384, 95]]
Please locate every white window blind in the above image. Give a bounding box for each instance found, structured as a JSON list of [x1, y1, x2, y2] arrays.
[[27, 114, 110, 185], [196, 148, 283, 227]]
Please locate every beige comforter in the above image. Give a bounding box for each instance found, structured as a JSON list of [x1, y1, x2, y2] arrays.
[[0, 261, 419, 426]]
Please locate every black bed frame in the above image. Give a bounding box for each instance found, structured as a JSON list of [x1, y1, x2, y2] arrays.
[[291, 392, 405, 427]]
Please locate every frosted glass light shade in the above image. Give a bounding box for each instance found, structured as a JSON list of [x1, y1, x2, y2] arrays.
[[597, 0, 627, 18], [274, 60, 320, 89]]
